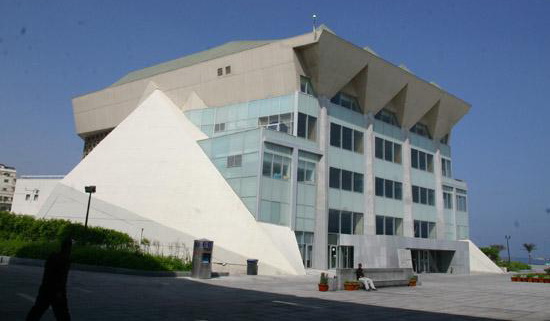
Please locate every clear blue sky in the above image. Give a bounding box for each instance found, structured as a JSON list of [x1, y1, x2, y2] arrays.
[[1, 0, 548, 258]]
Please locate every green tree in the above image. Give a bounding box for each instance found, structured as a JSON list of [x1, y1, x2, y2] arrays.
[[480, 246, 500, 262], [523, 243, 536, 264], [490, 244, 505, 253]]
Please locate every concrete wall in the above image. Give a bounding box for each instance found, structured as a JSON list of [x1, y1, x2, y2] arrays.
[[11, 176, 63, 216]]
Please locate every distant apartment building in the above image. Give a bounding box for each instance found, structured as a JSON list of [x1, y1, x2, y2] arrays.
[[36, 26, 472, 275], [0, 164, 17, 211]]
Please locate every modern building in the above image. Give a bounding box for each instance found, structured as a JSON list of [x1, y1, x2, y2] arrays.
[[37, 26, 474, 275], [11, 175, 64, 216], [0, 164, 17, 212]]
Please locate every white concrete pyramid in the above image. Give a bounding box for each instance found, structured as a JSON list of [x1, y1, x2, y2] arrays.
[[38, 89, 305, 275]]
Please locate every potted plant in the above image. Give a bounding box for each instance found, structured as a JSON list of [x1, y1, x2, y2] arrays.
[[318, 273, 329, 291], [344, 280, 360, 291], [409, 275, 418, 286], [519, 275, 527, 282]]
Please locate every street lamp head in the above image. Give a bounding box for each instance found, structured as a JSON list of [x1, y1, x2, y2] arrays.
[[85, 185, 96, 193]]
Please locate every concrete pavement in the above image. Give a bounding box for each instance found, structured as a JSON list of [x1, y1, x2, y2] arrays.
[[1, 265, 549, 320]]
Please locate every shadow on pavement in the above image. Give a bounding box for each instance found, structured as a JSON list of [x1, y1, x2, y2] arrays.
[[2, 265, 500, 321]]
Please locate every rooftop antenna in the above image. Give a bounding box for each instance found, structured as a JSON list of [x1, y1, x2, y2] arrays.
[[312, 14, 318, 40]]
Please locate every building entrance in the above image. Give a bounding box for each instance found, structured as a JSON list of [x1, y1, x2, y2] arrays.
[[295, 231, 313, 268], [411, 249, 454, 273], [328, 245, 354, 269]]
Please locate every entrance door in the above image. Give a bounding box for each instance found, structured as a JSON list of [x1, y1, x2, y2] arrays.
[[411, 249, 454, 273], [328, 245, 338, 269], [327, 245, 354, 269]]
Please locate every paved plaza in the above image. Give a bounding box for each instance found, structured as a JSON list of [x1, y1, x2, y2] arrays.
[[1, 264, 549, 320]]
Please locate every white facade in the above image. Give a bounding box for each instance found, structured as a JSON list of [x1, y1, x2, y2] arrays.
[[11, 176, 64, 216]]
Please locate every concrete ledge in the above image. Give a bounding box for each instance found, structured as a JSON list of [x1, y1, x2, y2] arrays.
[[0, 256, 191, 277], [335, 268, 414, 289]]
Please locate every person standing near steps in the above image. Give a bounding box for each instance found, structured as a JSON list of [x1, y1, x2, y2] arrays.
[[356, 263, 377, 291]]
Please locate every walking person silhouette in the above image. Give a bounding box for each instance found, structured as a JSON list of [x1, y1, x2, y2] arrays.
[[26, 236, 73, 320]]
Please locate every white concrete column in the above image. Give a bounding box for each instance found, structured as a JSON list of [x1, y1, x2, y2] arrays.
[[364, 115, 376, 236], [312, 103, 328, 269], [289, 148, 299, 230], [434, 149, 446, 240], [401, 134, 414, 237]]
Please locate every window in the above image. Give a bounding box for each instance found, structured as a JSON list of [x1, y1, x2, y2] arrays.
[[330, 123, 341, 147], [354, 131, 363, 153], [298, 160, 316, 183], [442, 158, 452, 178], [227, 155, 242, 168], [411, 148, 434, 173], [300, 76, 316, 96], [341, 170, 352, 191], [330, 123, 363, 153], [329, 167, 340, 189], [262, 152, 291, 180], [217, 68, 223, 76], [375, 137, 402, 164], [443, 191, 453, 209], [214, 122, 226, 133], [342, 127, 352, 151], [410, 123, 432, 139], [440, 134, 449, 145], [414, 220, 436, 239], [225, 66, 231, 74], [374, 108, 399, 126], [376, 216, 403, 236], [297, 113, 317, 140], [328, 209, 364, 235], [329, 167, 363, 193], [25, 194, 30, 201], [328, 209, 340, 233], [330, 92, 361, 112], [412, 185, 436, 206], [353, 173, 363, 193], [33, 194, 39, 201], [258, 113, 293, 135], [456, 194, 467, 212], [3, 179, 7, 183], [375, 177, 402, 200]]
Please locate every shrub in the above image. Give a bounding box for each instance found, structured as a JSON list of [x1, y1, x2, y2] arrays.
[[0, 239, 190, 271], [499, 260, 531, 272], [0, 211, 135, 248], [0, 212, 191, 271]]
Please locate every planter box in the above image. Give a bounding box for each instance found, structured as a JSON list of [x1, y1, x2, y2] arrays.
[[511, 277, 519, 282], [344, 283, 360, 291], [318, 284, 329, 292]]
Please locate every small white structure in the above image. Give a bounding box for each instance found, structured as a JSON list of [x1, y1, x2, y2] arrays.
[[11, 175, 64, 216], [464, 240, 504, 274]]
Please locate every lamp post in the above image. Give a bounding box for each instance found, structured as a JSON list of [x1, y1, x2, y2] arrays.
[[505, 235, 511, 263], [84, 186, 96, 228]]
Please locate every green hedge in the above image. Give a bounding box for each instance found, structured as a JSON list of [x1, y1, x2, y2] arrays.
[[0, 239, 191, 271], [0, 211, 135, 247], [0, 212, 191, 271], [498, 260, 531, 272]]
